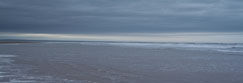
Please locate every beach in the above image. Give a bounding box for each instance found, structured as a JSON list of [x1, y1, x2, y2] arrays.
[[0, 42, 243, 83]]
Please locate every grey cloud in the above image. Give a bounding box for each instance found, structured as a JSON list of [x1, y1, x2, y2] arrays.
[[0, 0, 243, 34]]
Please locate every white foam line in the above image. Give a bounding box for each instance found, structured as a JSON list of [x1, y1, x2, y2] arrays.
[[0, 55, 16, 58], [0, 75, 4, 78], [10, 79, 36, 83], [0, 75, 16, 77], [217, 50, 243, 53], [0, 72, 7, 74], [0, 44, 20, 45]]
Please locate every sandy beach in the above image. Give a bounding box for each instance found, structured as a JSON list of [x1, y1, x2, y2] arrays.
[[0, 42, 243, 83]]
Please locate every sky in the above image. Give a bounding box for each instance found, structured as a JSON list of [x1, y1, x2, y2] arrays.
[[0, 0, 243, 43]]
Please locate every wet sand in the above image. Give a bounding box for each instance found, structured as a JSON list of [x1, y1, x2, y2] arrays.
[[0, 43, 243, 83]]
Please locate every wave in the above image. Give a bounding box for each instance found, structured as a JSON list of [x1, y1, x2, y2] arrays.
[[79, 42, 243, 53]]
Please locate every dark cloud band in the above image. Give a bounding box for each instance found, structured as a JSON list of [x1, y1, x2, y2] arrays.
[[0, 0, 243, 34]]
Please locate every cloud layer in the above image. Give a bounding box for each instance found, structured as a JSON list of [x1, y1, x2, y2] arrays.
[[0, 0, 243, 34], [1, 32, 243, 43]]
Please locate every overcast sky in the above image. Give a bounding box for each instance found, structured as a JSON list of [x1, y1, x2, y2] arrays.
[[0, 0, 243, 42]]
